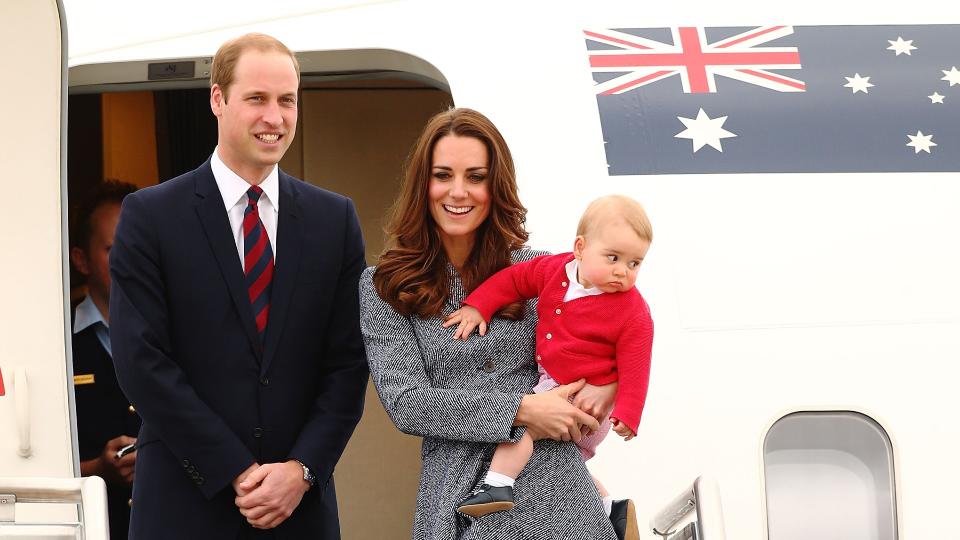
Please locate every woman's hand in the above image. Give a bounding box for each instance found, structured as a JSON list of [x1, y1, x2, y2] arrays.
[[571, 381, 618, 423], [442, 306, 488, 341], [515, 379, 600, 442]]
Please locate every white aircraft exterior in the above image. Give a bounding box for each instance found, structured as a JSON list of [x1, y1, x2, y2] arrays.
[[2, 1, 958, 538]]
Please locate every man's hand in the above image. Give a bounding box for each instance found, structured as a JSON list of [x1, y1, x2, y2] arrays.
[[611, 418, 636, 441], [232, 463, 260, 497], [81, 435, 137, 485], [442, 306, 488, 341], [571, 381, 618, 423], [235, 461, 309, 529], [516, 379, 600, 442]]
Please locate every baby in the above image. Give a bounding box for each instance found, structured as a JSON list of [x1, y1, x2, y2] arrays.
[[444, 194, 653, 538]]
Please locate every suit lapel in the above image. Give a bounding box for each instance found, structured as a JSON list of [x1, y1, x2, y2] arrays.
[[261, 173, 303, 376], [193, 162, 262, 361]]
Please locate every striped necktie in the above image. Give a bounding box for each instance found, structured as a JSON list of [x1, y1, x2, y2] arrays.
[[243, 186, 274, 343]]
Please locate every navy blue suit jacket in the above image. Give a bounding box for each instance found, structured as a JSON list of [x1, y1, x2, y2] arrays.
[[109, 161, 368, 539]]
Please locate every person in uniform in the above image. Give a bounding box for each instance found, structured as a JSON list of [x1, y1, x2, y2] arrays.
[[69, 179, 140, 540]]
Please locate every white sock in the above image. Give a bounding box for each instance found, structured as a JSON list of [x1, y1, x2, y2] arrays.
[[484, 471, 515, 488], [603, 496, 614, 516]]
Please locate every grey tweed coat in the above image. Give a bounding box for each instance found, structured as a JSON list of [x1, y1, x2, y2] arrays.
[[359, 249, 617, 540]]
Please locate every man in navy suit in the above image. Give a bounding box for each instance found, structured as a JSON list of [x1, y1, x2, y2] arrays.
[[109, 33, 368, 539]]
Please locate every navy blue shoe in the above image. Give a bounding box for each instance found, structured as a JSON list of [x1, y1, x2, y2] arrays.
[[611, 499, 639, 540], [456, 484, 515, 518]]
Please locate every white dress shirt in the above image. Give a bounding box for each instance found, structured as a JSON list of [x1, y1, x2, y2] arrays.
[[563, 258, 605, 302], [73, 295, 111, 356], [211, 148, 279, 267]]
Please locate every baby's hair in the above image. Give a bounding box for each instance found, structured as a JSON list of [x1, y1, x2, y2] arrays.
[[576, 194, 653, 243]]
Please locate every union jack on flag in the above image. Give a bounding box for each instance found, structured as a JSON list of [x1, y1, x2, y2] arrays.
[[585, 26, 805, 95]]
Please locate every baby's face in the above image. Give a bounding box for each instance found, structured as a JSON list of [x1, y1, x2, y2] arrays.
[[574, 221, 650, 293]]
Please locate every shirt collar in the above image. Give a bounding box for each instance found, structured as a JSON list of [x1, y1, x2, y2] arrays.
[[565, 258, 604, 296], [211, 147, 280, 213], [74, 295, 107, 334]]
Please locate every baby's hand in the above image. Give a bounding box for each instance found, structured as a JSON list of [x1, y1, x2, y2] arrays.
[[611, 417, 635, 441], [442, 306, 488, 341]]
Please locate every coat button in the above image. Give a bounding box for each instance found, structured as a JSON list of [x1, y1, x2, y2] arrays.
[[546, 333, 552, 340], [128, 498, 133, 508], [536, 355, 542, 361], [555, 308, 561, 315], [197, 477, 205, 486], [182, 459, 190, 468], [260, 376, 269, 386], [561, 281, 568, 287], [128, 404, 136, 414], [253, 427, 264, 438], [482, 360, 495, 373]]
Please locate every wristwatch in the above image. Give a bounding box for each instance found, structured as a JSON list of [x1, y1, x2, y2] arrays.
[[295, 460, 317, 487]]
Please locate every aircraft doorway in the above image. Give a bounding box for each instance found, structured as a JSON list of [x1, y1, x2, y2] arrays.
[[68, 54, 452, 539]]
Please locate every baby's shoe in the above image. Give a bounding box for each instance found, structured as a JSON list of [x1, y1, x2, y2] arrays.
[[456, 484, 515, 518]]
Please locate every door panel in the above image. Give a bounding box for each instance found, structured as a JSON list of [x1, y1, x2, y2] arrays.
[[0, 0, 76, 522]]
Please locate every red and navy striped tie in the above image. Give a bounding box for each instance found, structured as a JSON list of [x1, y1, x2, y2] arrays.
[[243, 186, 274, 343]]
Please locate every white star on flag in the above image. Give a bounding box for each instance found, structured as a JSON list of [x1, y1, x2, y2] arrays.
[[942, 66, 960, 86], [674, 108, 737, 152], [886, 37, 917, 55], [844, 73, 874, 94], [906, 131, 936, 154], [928, 92, 945, 104]]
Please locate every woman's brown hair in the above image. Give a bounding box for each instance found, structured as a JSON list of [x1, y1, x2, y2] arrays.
[[373, 108, 529, 319]]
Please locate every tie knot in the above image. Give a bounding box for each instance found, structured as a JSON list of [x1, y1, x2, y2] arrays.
[[246, 185, 264, 205]]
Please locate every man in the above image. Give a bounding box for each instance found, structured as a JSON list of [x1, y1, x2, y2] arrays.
[[110, 33, 368, 539], [70, 179, 140, 540]]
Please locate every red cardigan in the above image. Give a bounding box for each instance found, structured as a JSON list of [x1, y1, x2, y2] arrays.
[[464, 252, 653, 433]]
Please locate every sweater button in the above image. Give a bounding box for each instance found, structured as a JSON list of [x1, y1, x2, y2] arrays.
[[536, 355, 541, 362], [555, 308, 561, 315], [546, 333, 552, 340], [561, 281, 568, 287], [482, 359, 495, 373]]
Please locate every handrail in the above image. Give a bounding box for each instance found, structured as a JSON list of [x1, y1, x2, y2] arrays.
[[0, 477, 109, 539], [650, 476, 726, 540]]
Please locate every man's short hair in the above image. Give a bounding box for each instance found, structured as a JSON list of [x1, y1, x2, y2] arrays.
[[210, 33, 301, 102], [576, 194, 653, 243], [71, 179, 137, 251]]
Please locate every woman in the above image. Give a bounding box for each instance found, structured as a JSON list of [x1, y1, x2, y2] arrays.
[[359, 108, 619, 539]]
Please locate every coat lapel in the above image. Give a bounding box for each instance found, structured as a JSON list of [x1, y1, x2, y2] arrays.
[[260, 173, 302, 376], [193, 162, 262, 361]]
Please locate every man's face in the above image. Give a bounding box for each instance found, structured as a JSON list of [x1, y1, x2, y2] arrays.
[[210, 49, 299, 182], [71, 202, 121, 308]]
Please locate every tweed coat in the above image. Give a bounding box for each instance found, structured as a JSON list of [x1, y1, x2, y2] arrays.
[[360, 249, 617, 540]]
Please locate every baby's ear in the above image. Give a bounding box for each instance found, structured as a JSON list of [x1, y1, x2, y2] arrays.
[[573, 235, 587, 258]]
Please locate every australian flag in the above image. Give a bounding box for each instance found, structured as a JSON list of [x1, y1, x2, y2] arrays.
[[586, 25, 960, 175]]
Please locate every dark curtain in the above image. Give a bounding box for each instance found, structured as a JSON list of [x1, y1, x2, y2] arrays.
[[154, 88, 218, 181]]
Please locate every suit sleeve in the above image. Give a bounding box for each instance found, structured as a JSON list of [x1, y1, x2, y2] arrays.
[[109, 193, 256, 499], [360, 270, 526, 443], [288, 198, 369, 485], [462, 254, 550, 322], [610, 305, 654, 435]]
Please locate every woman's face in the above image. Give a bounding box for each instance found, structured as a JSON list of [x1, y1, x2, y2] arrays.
[[428, 134, 491, 250]]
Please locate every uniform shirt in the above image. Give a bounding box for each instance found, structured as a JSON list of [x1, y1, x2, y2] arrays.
[[72, 296, 140, 540], [211, 147, 280, 266], [73, 295, 110, 356]]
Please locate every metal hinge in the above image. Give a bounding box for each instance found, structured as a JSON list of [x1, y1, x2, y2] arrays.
[[0, 493, 15, 522]]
